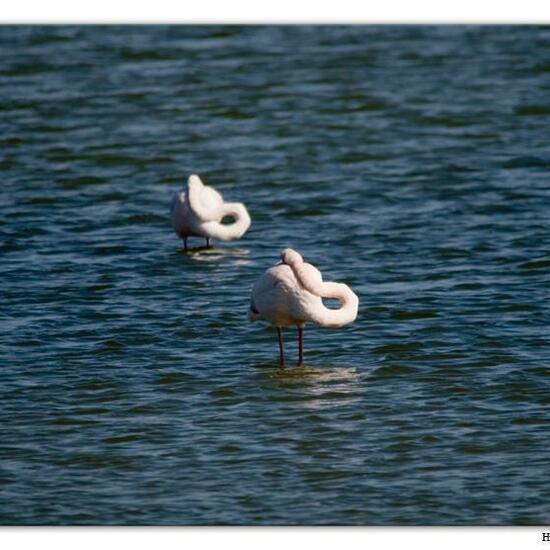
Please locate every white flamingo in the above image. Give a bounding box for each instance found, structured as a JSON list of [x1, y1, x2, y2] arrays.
[[249, 248, 359, 367], [170, 174, 251, 250]]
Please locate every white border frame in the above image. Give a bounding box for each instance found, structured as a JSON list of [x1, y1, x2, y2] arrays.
[[1, 0, 550, 23]]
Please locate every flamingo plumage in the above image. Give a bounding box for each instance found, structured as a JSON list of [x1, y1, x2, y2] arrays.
[[249, 248, 359, 367], [170, 174, 251, 249]]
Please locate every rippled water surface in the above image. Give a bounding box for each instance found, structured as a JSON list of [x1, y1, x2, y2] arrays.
[[1, 25, 550, 525]]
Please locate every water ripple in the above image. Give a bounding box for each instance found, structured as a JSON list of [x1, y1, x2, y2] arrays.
[[1, 25, 549, 525]]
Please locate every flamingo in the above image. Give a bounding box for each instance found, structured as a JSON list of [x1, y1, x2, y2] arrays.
[[249, 248, 359, 367], [170, 174, 251, 250]]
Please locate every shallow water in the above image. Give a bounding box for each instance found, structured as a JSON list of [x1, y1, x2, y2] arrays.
[[1, 25, 550, 525]]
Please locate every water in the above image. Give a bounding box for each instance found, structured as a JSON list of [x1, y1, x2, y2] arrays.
[[1, 25, 550, 525]]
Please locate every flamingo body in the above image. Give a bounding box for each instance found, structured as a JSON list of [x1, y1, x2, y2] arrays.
[[249, 263, 322, 327]]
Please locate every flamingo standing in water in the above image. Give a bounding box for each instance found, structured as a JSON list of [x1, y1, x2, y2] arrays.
[[170, 174, 251, 250], [249, 248, 359, 367]]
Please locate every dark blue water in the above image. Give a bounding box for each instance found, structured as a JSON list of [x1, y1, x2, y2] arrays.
[[1, 25, 550, 525]]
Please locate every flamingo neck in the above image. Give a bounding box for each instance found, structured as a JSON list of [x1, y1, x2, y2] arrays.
[[313, 281, 359, 327], [283, 252, 359, 328], [202, 202, 251, 241], [187, 175, 218, 222]]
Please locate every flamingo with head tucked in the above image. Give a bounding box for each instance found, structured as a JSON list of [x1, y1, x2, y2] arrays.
[[249, 248, 359, 367], [170, 174, 251, 250]]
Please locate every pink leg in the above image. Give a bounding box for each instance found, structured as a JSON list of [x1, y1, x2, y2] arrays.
[[183, 237, 188, 251], [277, 327, 285, 368], [206, 237, 211, 248], [297, 326, 304, 366]]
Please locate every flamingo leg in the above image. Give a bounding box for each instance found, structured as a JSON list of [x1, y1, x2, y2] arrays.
[[183, 237, 188, 251], [206, 237, 211, 248], [297, 326, 304, 366], [277, 327, 285, 368]]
